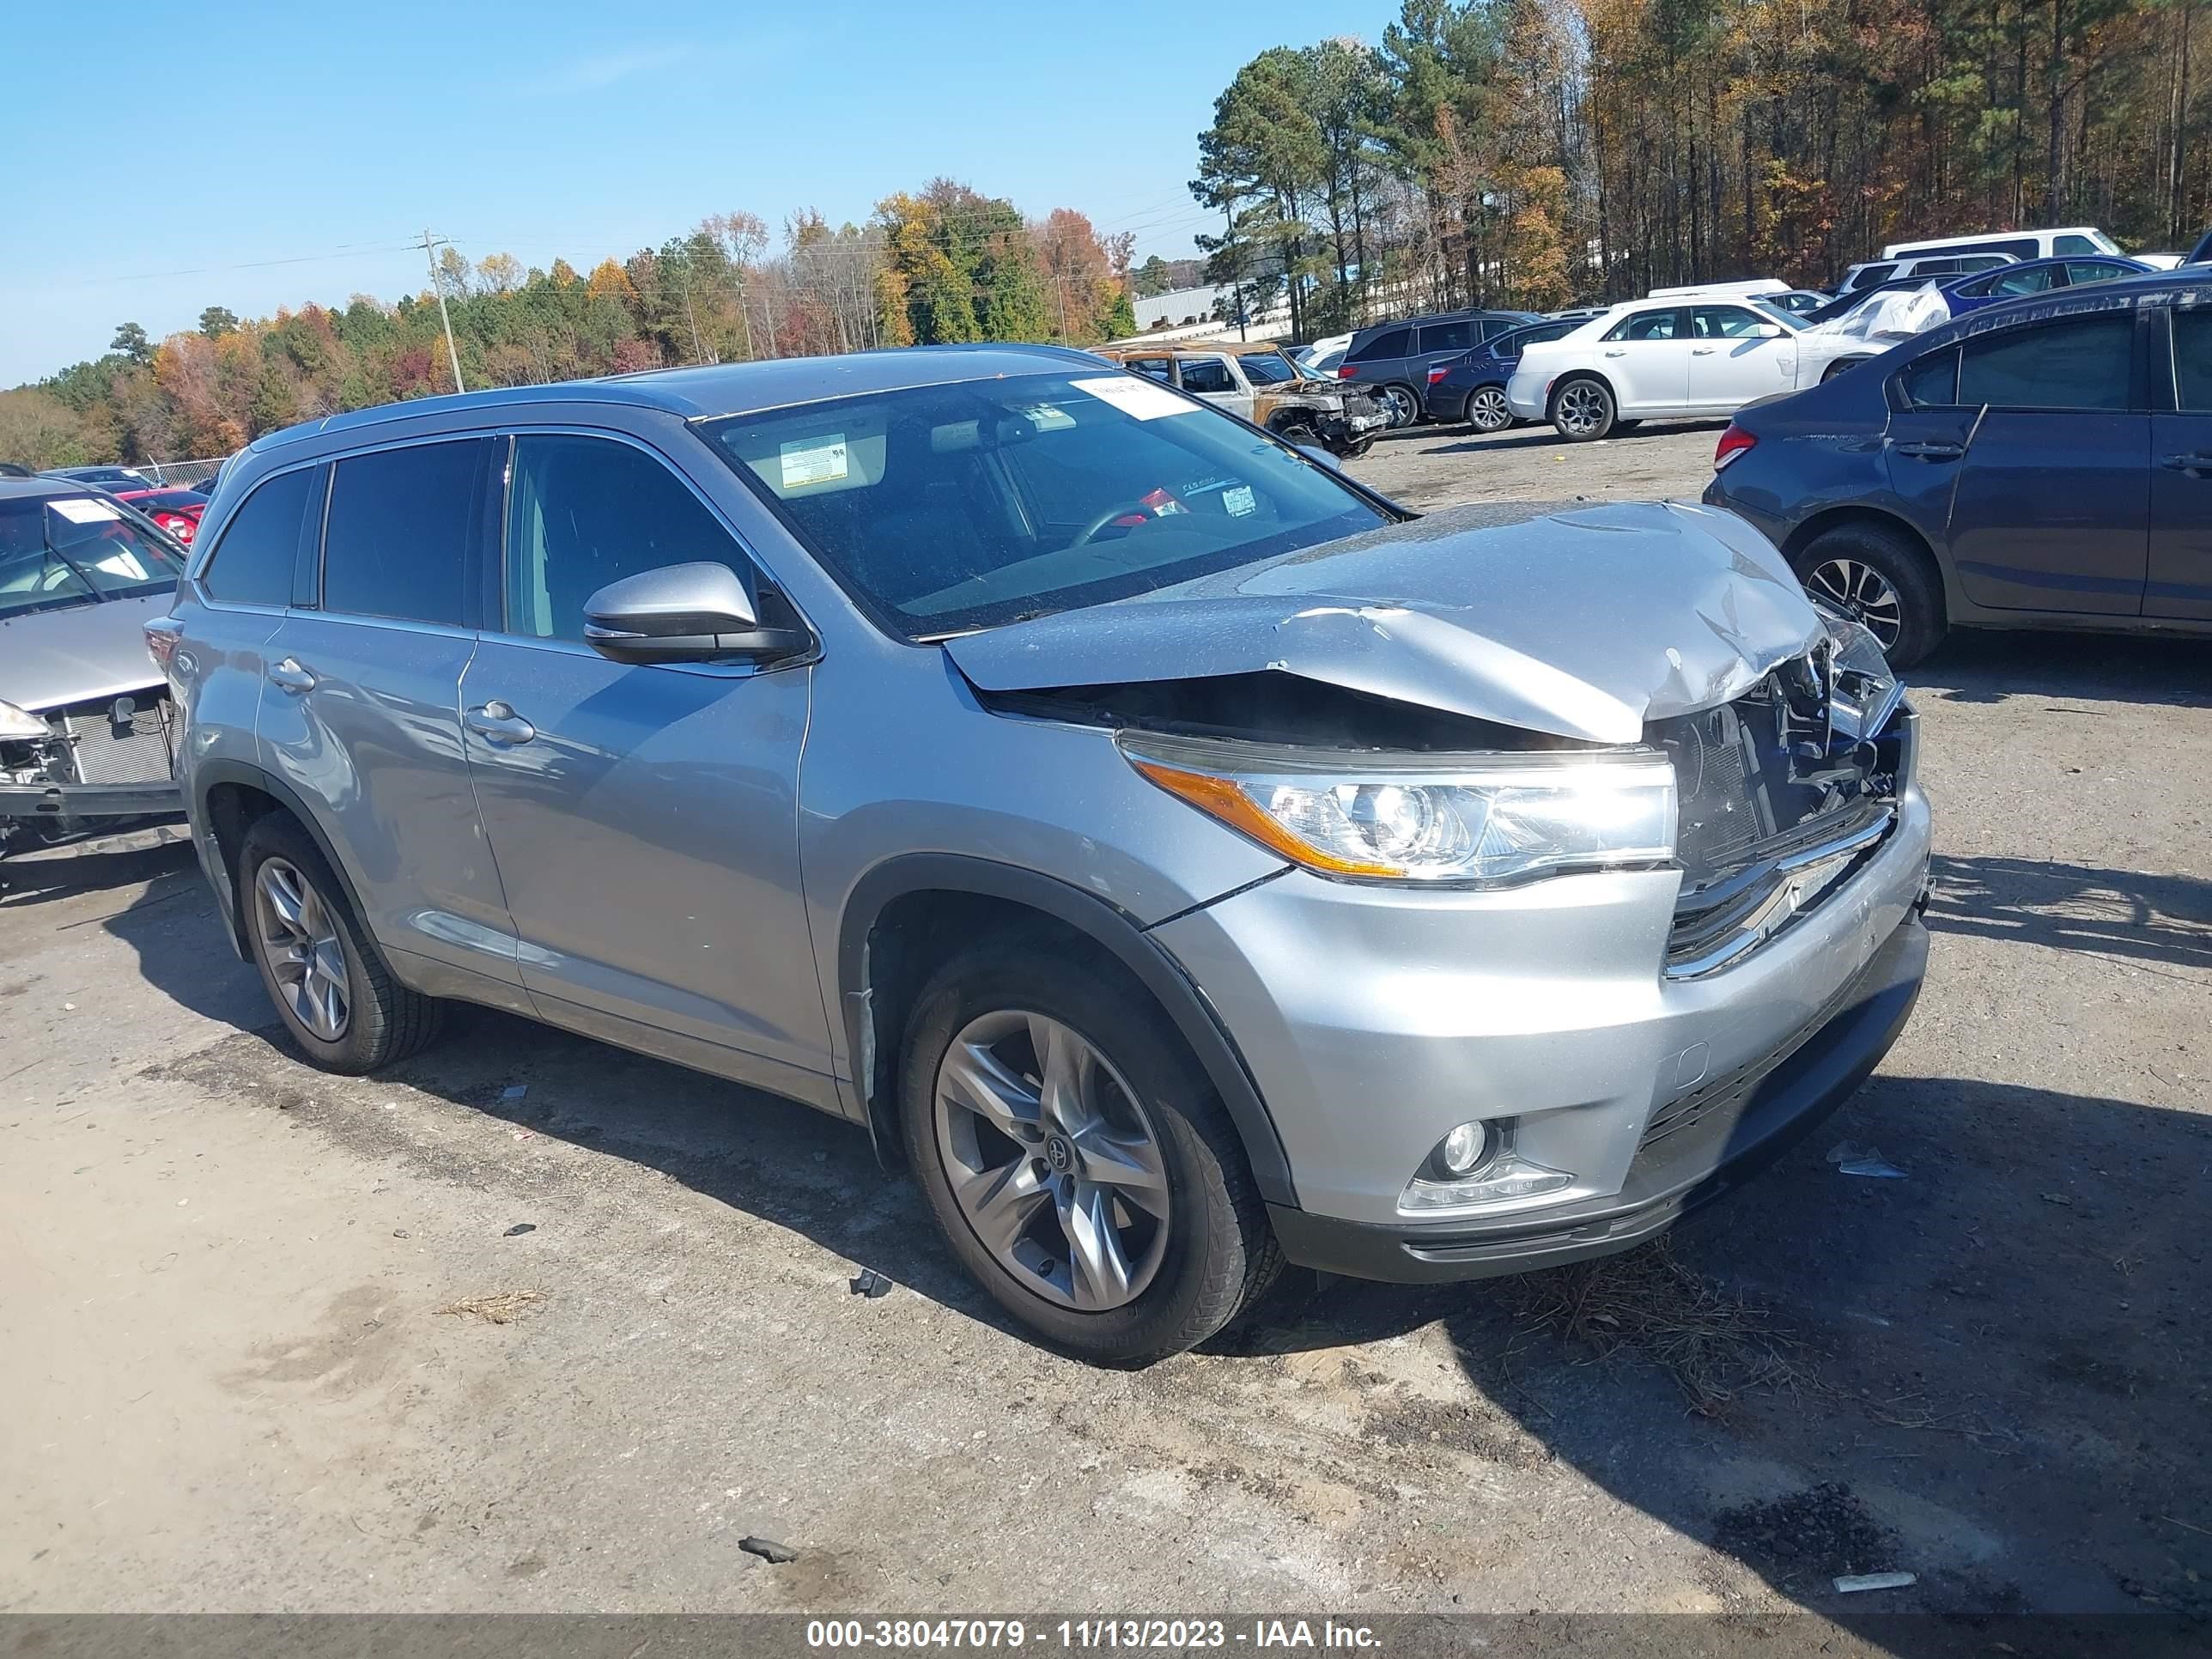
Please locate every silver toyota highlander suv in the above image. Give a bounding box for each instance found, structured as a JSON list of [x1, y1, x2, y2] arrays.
[[154, 344, 1932, 1365]]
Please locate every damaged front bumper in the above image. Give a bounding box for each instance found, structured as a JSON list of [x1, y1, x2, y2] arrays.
[[1264, 910, 1928, 1282], [0, 693, 184, 844], [1146, 761, 1932, 1273]]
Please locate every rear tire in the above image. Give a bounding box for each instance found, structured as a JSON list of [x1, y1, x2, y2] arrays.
[[239, 813, 442, 1073], [1790, 520, 1946, 668], [1377, 384, 1419, 428], [1549, 376, 1617, 441], [899, 937, 1279, 1366], [1465, 386, 1512, 433]]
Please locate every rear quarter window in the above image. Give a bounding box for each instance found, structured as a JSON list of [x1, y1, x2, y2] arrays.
[[200, 466, 314, 607], [1350, 327, 1410, 362]]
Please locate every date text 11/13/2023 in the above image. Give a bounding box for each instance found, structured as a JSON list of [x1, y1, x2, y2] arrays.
[[804, 1620, 1382, 1650]]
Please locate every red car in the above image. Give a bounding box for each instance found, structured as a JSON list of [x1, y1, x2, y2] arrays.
[[114, 487, 210, 545]]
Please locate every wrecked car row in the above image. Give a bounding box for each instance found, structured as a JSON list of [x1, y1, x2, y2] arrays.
[[0, 478, 186, 859]]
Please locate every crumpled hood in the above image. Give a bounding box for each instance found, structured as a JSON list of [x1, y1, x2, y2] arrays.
[[943, 500, 1824, 745], [0, 592, 171, 714]]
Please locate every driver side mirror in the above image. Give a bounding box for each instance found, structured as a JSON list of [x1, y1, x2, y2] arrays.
[[582, 562, 810, 667], [1753, 322, 1785, 338]]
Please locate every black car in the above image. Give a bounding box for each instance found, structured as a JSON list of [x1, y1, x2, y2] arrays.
[[1425, 319, 1578, 428], [1704, 270, 2212, 667], [1336, 308, 1543, 428]]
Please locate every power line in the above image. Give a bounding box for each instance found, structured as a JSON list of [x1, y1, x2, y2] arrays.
[[75, 240, 428, 287]]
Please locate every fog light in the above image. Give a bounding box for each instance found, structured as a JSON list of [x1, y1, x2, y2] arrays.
[[1401, 1117, 1575, 1213], [1438, 1121, 1489, 1176]]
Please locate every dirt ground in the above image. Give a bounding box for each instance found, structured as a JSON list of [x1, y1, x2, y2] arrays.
[[3, 416, 2209, 1632]]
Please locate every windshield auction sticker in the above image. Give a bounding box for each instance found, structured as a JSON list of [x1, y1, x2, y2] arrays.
[[1071, 377, 1195, 420], [48, 497, 122, 524], [779, 436, 849, 489]]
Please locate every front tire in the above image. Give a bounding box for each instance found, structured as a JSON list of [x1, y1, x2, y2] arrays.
[[1550, 376, 1616, 441], [1791, 521, 1946, 668], [239, 813, 442, 1073], [899, 939, 1279, 1366]]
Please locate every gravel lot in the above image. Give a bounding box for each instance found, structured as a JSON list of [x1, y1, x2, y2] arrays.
[[4, 415, 2208, 1636]]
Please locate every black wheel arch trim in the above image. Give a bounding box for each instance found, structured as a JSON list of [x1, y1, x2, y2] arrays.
[[189, 758, 374, 959], [835, 853, 1299, 1208]]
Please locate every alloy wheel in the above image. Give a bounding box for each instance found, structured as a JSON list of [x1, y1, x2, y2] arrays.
[[933, 1010, 1170, 1313], [1468, 388, 1510, 432], [1555, 382, 1608, 437], [254, 857, 350, 1042], [1380, 386, 1418, 428], [1806, 557, 1905, 651]]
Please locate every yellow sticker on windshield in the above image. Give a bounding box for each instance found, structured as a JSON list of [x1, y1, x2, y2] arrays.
[[779, 436, 848, 489]]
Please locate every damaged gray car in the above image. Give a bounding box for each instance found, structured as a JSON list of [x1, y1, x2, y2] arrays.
[[159, 345, 1932, 1364], [1, 477, 185, 859]]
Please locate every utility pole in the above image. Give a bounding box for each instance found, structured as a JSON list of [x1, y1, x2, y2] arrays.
[[421, 229, 466, 395]]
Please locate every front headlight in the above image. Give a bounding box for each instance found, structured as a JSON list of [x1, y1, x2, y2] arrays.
[[1121, 733, 1675, 884], [0, 699, 53, 741]]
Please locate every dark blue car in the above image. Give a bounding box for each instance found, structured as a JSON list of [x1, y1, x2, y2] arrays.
[[1939, 253, 2152, 313], [1703, 270, 2212, 667], [1424, 319, 1577, 428]]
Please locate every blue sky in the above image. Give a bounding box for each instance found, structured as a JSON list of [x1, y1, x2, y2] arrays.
[[3, 0, 1401, 387]]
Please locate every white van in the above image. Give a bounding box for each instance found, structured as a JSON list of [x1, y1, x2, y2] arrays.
[[1838, 251, 2016, 294], [1881, 225, 2121, 262]]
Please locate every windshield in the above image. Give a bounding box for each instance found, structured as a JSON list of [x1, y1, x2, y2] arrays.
[[706, 370, 1388, 639], [0, 495, 183, 621], [1752, 301, 1803, 330]]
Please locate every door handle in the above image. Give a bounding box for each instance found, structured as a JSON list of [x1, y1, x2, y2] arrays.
[[1892, 441, 1965, 461], [267, 657, 317, 694], [1601, 348, 1626, 357], [465, 702, 538, 745], [2159, 452, 2212, 476], [1691, 346, 1717, 356]]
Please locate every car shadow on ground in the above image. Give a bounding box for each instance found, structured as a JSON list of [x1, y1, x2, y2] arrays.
[[1917, 630, 2212, 708], [1217, 1071, 2212, 1629], [97, 848, 2212, 1629], [1926, 854, 2212, 973], [1414, 417, 1732, 457]]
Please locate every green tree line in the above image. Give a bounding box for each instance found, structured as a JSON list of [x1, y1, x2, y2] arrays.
[[3, 182, 1139, 469], [1193, 0, 2211, 330]]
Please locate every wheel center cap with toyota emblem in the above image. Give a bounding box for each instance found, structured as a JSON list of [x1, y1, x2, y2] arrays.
[[1043, 1134, 1077, 1175]]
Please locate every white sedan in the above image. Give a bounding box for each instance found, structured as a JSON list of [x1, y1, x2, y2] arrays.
[[1506, 298, 1815, 441]]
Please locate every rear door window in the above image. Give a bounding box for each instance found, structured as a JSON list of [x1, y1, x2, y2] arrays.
[[1349, 327, 1409, 362], [1414, 319, 1473, 354], [1989, 264, 2059, 297], [320, 440, 481, 626], [1605, 309, 1682, 342], [200, 466, 313, 607], [1956, 314, 2134, 410], [1126, 358, 1173, 382], [1900, 347, 1960, 408]]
